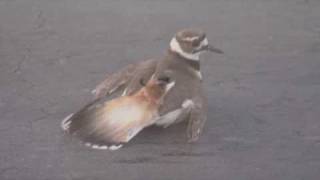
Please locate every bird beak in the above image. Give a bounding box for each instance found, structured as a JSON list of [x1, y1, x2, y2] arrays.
[[205, 44, 224, 54]]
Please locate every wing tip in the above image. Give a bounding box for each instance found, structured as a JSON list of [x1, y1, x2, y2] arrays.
[[61, 113, 74, 131]]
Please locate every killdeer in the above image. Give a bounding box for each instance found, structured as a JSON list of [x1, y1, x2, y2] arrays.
[[62, 75, 175, 150], [62, 28, 223, 148]]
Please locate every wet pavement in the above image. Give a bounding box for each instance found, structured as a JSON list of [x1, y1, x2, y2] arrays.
[[1, 0, 320, 179]]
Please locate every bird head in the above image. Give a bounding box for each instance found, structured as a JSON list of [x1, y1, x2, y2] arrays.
[[169, 28, 223, 61]]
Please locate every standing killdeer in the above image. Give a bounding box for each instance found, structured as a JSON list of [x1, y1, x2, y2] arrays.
[[62, 75, 175, 150], [62, 29, 223, 148]]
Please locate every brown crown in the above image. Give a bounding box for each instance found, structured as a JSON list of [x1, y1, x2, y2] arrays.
[[175, 29, 206, 54]]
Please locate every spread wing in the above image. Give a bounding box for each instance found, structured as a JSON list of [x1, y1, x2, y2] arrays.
[[92, 59, 158, 98], [61, 97, 122, 148], [61, 96, 155, 150], [61, 59, 158, 150]]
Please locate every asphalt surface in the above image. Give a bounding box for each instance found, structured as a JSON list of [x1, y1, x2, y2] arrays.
[[1, 0, 320, 179]]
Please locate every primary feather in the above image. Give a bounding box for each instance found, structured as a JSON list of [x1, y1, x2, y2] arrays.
[[61, 77, 172, 150]]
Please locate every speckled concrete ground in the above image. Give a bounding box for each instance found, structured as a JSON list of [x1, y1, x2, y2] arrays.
[[1, 0, 320, 179]]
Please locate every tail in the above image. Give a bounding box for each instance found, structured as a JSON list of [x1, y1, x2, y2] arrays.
[[60, 97, 147, 150]]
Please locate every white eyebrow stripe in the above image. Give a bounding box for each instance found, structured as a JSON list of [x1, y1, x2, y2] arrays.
[[182, 36, 199, 42]]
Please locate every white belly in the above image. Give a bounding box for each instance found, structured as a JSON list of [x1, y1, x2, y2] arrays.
[[155, 99, 194, 128], [155, 109, 183, 127]]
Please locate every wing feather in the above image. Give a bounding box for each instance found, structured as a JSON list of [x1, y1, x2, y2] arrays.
[[93, 59, 158, 98]]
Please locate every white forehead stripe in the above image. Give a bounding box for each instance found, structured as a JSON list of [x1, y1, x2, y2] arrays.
[[170, 37, 200, 61]]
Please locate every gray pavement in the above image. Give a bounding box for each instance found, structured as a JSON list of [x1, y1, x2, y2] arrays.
[[1, 0, 320, 179]]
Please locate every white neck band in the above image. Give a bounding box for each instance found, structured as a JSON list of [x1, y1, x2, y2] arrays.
[[169, 37, 200, 61]]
